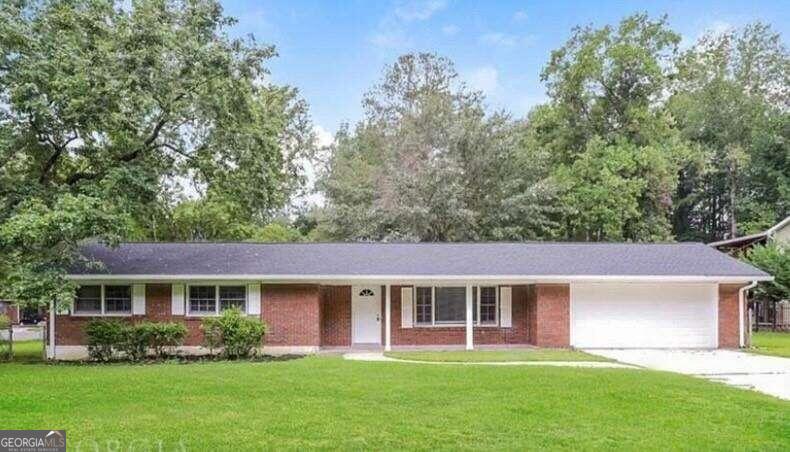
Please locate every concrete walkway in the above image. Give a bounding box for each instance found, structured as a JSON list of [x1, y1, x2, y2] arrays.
[[343, 352, 638, 368], [588, 349, 790, 400]]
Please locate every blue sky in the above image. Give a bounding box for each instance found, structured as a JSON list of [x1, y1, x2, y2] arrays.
[[220, 0, 789, 142]]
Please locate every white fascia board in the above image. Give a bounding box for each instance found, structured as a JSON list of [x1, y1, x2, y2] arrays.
[[66, 274, 773, 284]]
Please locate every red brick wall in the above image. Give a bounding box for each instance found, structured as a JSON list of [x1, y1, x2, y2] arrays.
[[718, 284, 742, 348], [526, 285, 537, 345], [262, 284, 321, 346], [320, 286, 351, 346], [388, 285, 530, 345], [54, 315, 96, 345], [145, 284, 172, 321], [528, 284, 570, 348], [55, 283, 329, 348], [55, 284, 207, 346]]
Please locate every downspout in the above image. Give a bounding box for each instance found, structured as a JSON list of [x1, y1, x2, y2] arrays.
[[47, 299, 55, 360], [739, 281, 758, 348]]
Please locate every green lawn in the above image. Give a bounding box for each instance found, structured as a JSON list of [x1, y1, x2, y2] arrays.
[[385, 349, 608, 362], [751, 331, 790, 358], [9, 339, 44, 362], [1, 357, 788, 450]]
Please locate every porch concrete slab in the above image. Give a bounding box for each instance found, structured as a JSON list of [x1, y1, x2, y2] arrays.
[[343, 352, 638, 368], [587, 349, 790, 400]]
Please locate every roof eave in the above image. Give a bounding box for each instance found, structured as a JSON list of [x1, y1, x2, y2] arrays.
[[65, 274, 774, 284], [708, 232, 768, 247]]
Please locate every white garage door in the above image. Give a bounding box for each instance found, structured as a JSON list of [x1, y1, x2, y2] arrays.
[[571, 283, 718, 348]]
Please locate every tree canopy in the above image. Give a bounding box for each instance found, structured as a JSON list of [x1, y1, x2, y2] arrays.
[[318, 53, 557, 241], [0, 6, 788, 306], [318, 15, 788, 245], [0, 0, 314, 305]]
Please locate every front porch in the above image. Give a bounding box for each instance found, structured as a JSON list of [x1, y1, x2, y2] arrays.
[[321, 282, 570, 351], [318, 343, 541, 354]]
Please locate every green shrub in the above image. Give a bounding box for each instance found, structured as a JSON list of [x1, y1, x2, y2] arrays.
[[87, 320, 188, 362], [144, 322, 188, 358], [119, 323, 150, 361], [86, 319, 125, 361], [201, 308, 266, 359], [201, 318, 223, 356], [0, 314, 10, 361]]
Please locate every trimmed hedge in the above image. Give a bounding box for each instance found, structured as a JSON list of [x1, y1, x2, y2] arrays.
[[85, 319, 187, 361]]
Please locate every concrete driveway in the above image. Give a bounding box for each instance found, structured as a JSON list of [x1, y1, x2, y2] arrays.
[[588, 349, 790, 400]]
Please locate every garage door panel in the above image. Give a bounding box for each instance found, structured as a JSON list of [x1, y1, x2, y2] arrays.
[[571, 283, 717, 348]]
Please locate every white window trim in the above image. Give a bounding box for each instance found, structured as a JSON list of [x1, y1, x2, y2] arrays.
[[72, 284, 133, 317], [186, 284, 247, 317], [413, 285, 500, 328], [479, 286, 499, 326]]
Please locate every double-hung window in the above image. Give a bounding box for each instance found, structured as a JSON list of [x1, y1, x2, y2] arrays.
[[413, 286, 498, 326], [73, 285, 132, 316], [415, 287, 433, 324], [188, 285, 247, 316], [478, 286, 498, 325]]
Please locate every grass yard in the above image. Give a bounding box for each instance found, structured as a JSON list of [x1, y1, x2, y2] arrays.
[[1, 356, 788, 450], [9, 339, 44, 362], [751, 331, 790, 358], [385, 349, 608, 362]]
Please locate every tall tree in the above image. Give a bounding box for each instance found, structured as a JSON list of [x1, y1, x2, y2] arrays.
[[670, 23, 790, 241], [0, 0, 313, 306], [319, 53, 557, 241], [531, 14, 687, 240]]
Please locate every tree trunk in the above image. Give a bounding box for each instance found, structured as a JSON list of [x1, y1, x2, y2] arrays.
[[729, 160, 738, 238]]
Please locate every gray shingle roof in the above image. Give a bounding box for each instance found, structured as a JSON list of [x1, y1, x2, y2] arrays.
[[70, 242, 770, 280]]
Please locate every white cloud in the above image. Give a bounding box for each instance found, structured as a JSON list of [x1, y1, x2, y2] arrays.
[[370, 1, 445, 50], [513, 10, 528, 22], [479, 32, 535, 48], [314, 125, 334, 149], [480, 32, 516, 47], [465, 66, 499, 95], [394, 0, 447, 22], [370, 28, 411, 49], [442, 24, 459, 36]]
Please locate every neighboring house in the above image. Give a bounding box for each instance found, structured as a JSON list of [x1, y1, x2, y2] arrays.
[[46, 242, 770, 359], [709, 216, 790, 254], [709, 216, 790, 330], [0, 301, 20, 325]]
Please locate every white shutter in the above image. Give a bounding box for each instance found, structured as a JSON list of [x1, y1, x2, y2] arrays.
[[500, 286, 512, 328], [247, 283, 261, 315], [132, 284, 146, 315], [401, 287, 413, 328], [171, 284, 185, 315]]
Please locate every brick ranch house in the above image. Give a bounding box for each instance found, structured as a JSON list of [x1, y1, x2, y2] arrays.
[[47, 242, 771, 359]]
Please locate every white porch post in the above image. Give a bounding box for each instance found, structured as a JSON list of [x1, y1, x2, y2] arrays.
[[47, 299, 55, 360], [385, 284, 392, 351], [465, 283, 473, 350]]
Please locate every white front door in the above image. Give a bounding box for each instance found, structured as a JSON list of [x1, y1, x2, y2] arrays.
[[352, 286, 381, 344]]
